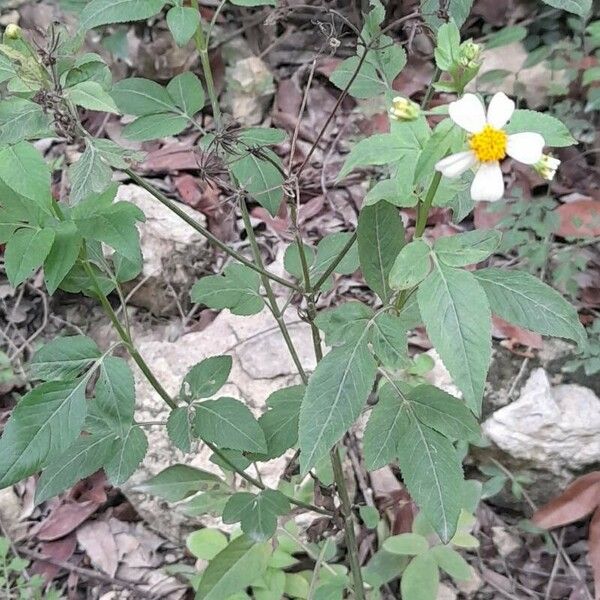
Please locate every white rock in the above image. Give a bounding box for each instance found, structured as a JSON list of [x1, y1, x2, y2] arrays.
[[483, 368, 600, 476], [491, 526, 520, 557], [455, 566, 484, 596], [424, 350, 462, 398], [126, 307, 316, 543], [115, 184, 208, 315], [437, 583, 458, 600]]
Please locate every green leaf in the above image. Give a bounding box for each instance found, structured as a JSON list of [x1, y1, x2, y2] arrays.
[[473, 268, 586, 348], [0, 142, 51, 203], [196, 535, 271, 600], [418, 263, 491, 413], [0, 52, 16, 83], [5, 227, 55, 287], [430, 545, 471, 580], [357, 202, 405, 302], [94, 357, 136, 434], [359, 505, 380, 529], [191, 264, 263, 316], [329, 56, 386, 99], [229, 150, 284, 216], [0, 379, 88, 488], [187, 529, 228, 560], [167, 407, 192, 453], [91, 138, 145, 169], [123, 113, 188, 141], [400, 552, 439, 600], [414, 119, 463, 184], [66, 81, 120, 113], [283, 242, 315, 280], [383, 533, 429, 556], [312, 232, 359, 280], [541, 0, 591, 17], [181, 356, 232, 401], [370, 313, 409, 369], [433, 230, 500, 267], [407, 384, 480, 443], [167, 72, 205, 115], [30, 335, 100, 381], [79, 0, 167, 30], [229, 0, 275, 5], [422, 0, 473, 30], [485, 26, 527, 49], [111, 77, 179, 116], [299, 336, 377, 474], [433, 21, 461, 70], [238, 127, 286, 146], [0, 98, 53, 145], [505, 109, 576, 147], [363, 548, 408, 588], [104, 425, 147, 485], [166, 6, 200, 46], [389, 239, 431, 290], [134, 464, 223, 502], [69, 141, 113, 204], [193, 397, 267, 453], [315, 302, 373, 346], [35, 431, 117, 504], [44, 221, 82, 294]]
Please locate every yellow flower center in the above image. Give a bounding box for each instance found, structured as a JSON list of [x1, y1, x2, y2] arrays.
[[469, 124, 507, 163]]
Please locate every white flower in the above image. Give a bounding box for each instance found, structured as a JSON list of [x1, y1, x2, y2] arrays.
[[534, 154, 560, 181], [435, 92, 546, 202]]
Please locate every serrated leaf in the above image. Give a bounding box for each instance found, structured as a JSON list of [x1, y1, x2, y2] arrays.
[[422, 0, 472, 30], [193, 397, 267, 453], [0, 379, 88, 488], [418, 263, 491, 413], [389, 239, 431, 291], [166, 6, 200, 46], [505, 109, 576, 147], [0, 98, 53, 145], [541, 0, 591, 17], [434, 229, 500, 267], [357, 202, 405, 302], [94, 357, 136, 434], [433, 21, 461, 70], [44, 221, 82, 294], [196, 535, 271, 600], [167, 72, 205, 115], [92, 139, 145, 168], [66, 81, 120, 113], [30, 335, 100, 381], [111, 77, 179, 116], [167, 407, 192, 453], [400, 552, 439, 600], [69, 141, 112, 204], [485, 25, 527, 49], [238, 127, 286, 146], [104, 425, 147, 485], [473, 267, 586, 348], [123, 113, 188, 141], [312, 232, 359, 280], [314, 302, 373, 346], [134, 464, 223, 502], [329, 56, 386, 99], [191, 264, 263, 316], [0, 142, 51, 204], [35, 431, 117, 504], [370, 313, 409, 369], [79, 0, 167, 30], [5, 227, 55, 287], [299, 336, 376, 474], [180, 355, 232, 401]]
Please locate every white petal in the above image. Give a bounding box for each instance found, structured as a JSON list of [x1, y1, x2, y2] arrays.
[[471, 162, 504, 202], [448, 94, 486, 133], [486, 92, 515, 129], [435, 151, 477, 178], [506, 132, 545, 165]]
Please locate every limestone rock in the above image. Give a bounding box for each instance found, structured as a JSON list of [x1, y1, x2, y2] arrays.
[[126, 308, 315, 543], [116, 185, 209, 316]]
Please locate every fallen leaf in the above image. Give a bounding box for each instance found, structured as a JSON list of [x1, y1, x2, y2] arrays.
[[493, 315, 543, 350], [36, 500, 101, 541], [76, 520, 119, 577], [588, 506, 600, 600], [556, 201, 600, 237], [141, 143, 201, 173], [30, 534, 76, 582], [533, 472, 600, 529]]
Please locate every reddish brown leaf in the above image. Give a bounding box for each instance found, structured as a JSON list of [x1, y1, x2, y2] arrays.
[[493, 315, 544, 350], [589, 506, 600, 600], [533, 472, 600, 530], [141, 143, 201, 173], [69, 471, 107, 504], [30, 534, 76, 582], [556, 201, 600, 238], [36, 500, 101, 541]]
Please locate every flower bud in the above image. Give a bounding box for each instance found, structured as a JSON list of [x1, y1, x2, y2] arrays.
[[5, 24, 21, 40], [458, 40, 481, 68], [534, 155, 561, 181], [389, 96, 420, 121]]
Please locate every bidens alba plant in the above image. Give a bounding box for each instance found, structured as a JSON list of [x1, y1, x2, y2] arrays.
[[0, 2, 588, 599]]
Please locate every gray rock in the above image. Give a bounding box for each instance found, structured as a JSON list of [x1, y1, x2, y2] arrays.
[[116, 184, 209, 316], [126, 308, 315, 543]]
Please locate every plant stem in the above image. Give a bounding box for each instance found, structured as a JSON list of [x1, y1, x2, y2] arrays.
[[331, 447, 365, 600], [239, 198, 308, 383], [82, 262, 177, 410], [191, 0, 221, 129], [414, 170, 442, 238], [124, 169, 300, 292], [421, 66, 441, 109], [312, 231, 358, 292]]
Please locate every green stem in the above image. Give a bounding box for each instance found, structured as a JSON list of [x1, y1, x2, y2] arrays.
[[331, 447, 365, 600], [239, 198, 308, 384], [414, 170, 442, 238], [421, 66, 441, 110], [191, 0, 222, 129], [124, 170, 300, 292], [312, 231, 357, 292]]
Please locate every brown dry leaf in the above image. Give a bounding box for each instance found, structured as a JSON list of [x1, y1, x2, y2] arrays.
[[588, 506, 600, 600], [493, 315, 543, 351], [30, 534, 77, 582], [556, 201, 600, 237], [36, 500, 101, 541], [533, 472, 600, 530], [141, 143, 201, 173], [76, 520, 119, 577]]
